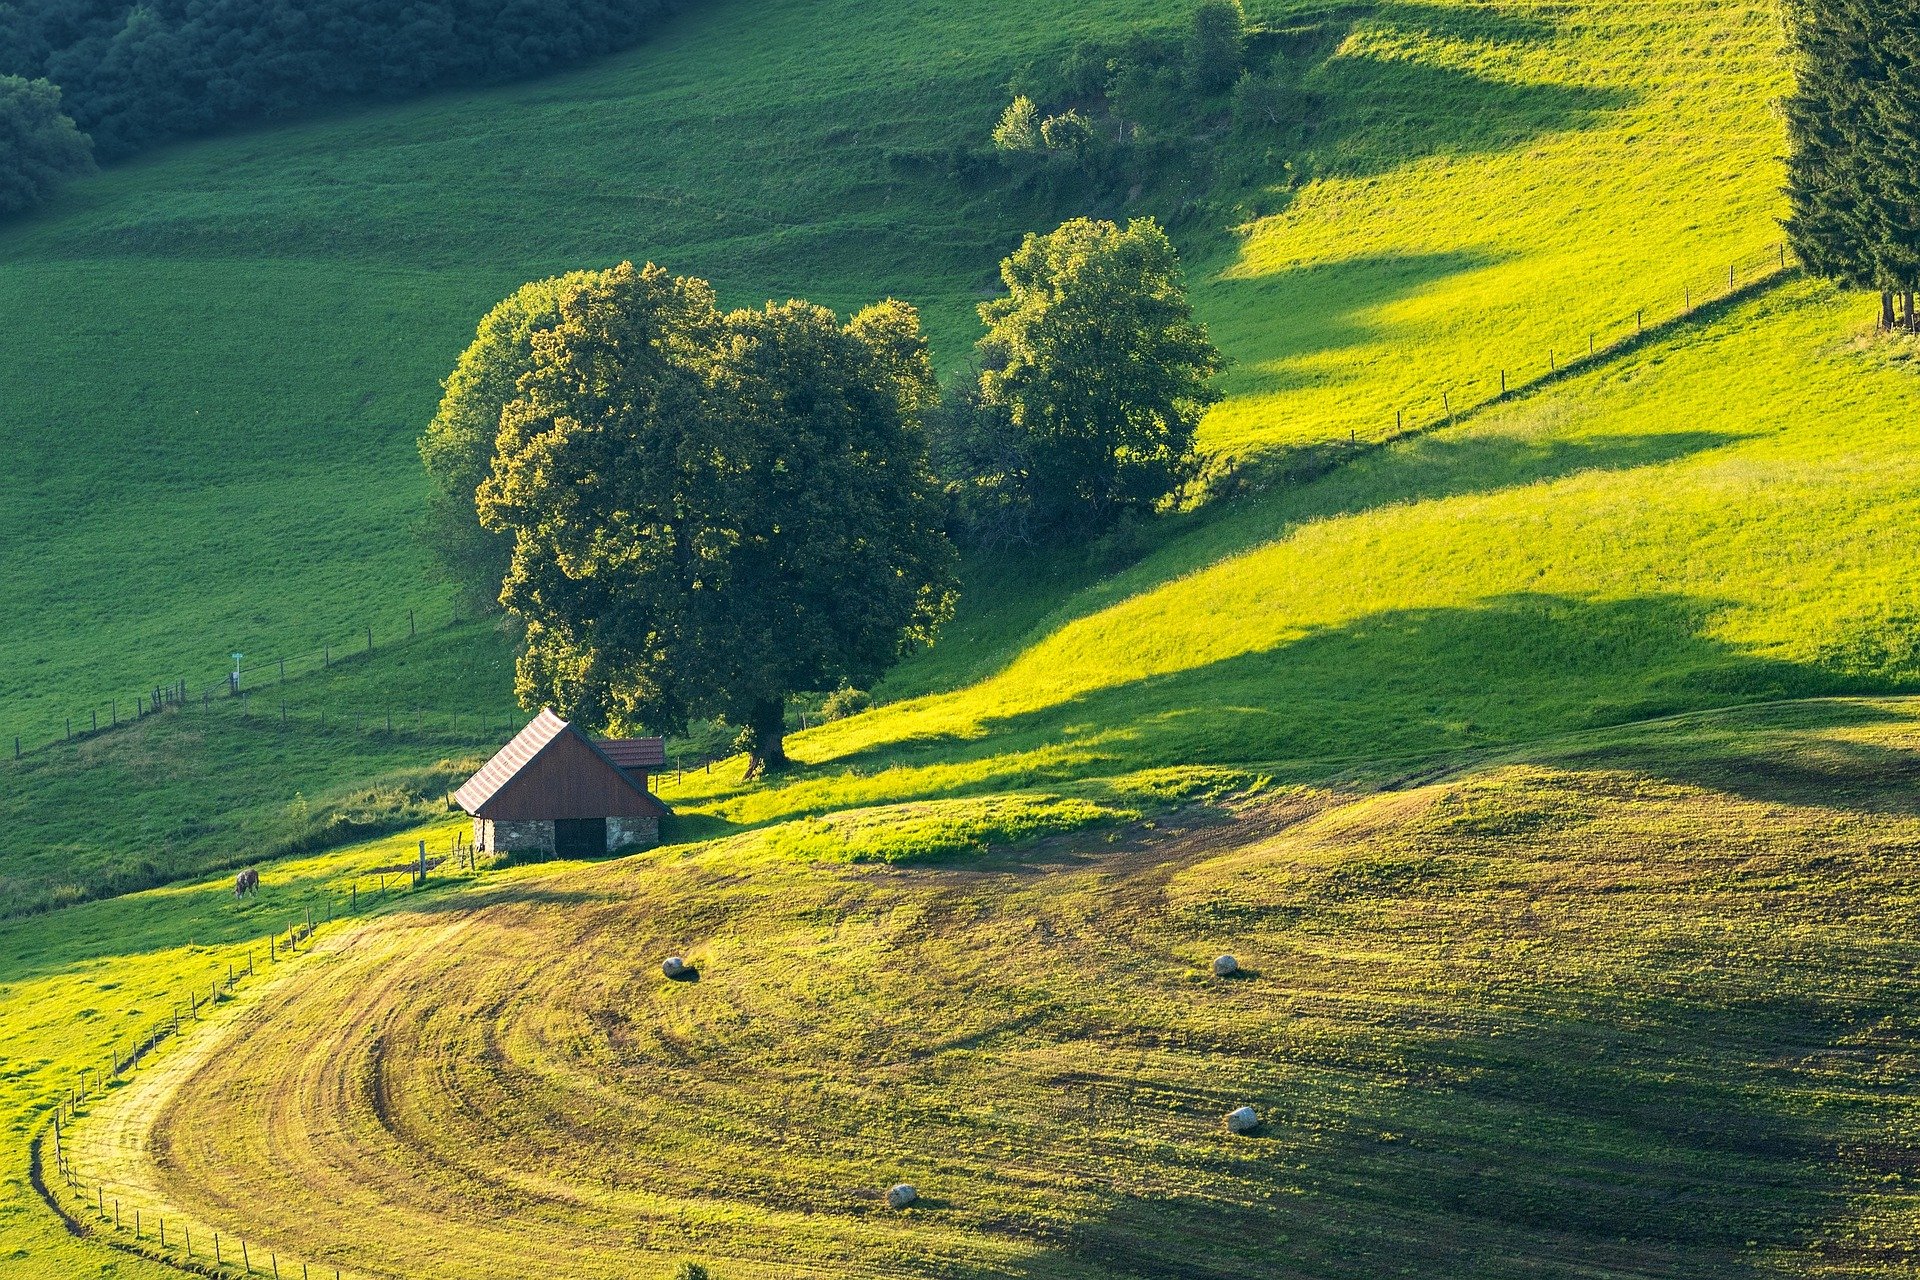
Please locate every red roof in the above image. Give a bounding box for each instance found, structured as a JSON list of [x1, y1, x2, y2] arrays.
[[599, 737, 667, 769], [455, 709, 667, 820]]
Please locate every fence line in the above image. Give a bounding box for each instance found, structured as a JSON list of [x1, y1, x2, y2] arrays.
[[1226, 242, 1798, 489], [8, 245, 1802, 775], [3, 607, 511, 768], [34, 846, 493, 1280]]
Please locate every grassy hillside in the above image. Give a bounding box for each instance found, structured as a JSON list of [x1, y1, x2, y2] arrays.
[[0, 0, 1786, 753], [664, 278, 1920, 833], [7, 0, 1920, 1272], [0, 822, 470, 1280], [37, 697, 1920, 1279]]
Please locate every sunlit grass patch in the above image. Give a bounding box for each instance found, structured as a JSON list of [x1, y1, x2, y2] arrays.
[[710, 793, 1136, 866]]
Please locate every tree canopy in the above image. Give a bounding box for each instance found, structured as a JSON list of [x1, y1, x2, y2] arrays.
[[475, 263, 957, 776], [0, 73, 90, 214], [950, 216, 1222, 541], [418, 270, 607, 612], [1783, 0, 1920, 325], [0, 0, 694, 158]]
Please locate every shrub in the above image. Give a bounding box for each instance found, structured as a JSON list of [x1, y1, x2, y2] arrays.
[[0, 74, 91, 216], [821, 685, 871, 720], [1230, 69, 1301, 134], [1187, 0, 1248, 94], [992, 96, 1041, 152], [1039, 109, 1097, 152]]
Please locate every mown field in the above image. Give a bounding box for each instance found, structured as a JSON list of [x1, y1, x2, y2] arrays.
[[0, 822, 469, 1280], [42, 698, 1920, 1279], [7, 0, 1920, 1273]]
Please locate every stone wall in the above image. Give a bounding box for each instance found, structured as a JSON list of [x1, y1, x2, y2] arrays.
[[475, 817, 556, 855], [606, 816, 660, 853]]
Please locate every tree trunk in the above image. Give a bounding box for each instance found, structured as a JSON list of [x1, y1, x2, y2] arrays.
[[739, 699, 791, 780], [1906, 292, 1916, 333], [1882, 291, 1897, 332]]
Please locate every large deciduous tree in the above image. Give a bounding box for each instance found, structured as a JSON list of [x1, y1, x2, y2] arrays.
[[476, 262, 957, 777], [0, 74, 91, 215], [1783, 0, 1920, 329], [966, 216, 1222, 539]]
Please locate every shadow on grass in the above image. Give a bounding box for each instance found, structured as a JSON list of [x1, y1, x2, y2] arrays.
[[883, 424, 1748, 706], [980, 992, 1876, 1278], [812, 586, 1887, 821]]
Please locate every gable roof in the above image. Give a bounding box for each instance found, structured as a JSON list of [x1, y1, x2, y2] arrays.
[[599, 737, 667, 770], [455, 709, 668, 820]]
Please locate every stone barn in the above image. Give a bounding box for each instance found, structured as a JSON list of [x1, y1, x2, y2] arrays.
[[455, 708, 670, 857]]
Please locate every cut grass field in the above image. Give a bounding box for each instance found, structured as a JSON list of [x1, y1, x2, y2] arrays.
[[0, 822, 468, 1280], [43, 698, 1920, 1279], [8, 0, 1920, 1272]]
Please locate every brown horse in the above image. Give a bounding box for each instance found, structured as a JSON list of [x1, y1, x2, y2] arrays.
[[234, 867, 260, 897]]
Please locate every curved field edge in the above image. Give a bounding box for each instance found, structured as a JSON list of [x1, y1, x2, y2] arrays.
[[44, 696, 1920, 1280]]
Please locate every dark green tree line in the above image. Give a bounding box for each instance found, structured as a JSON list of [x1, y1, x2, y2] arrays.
[[0, 0, 696, 158], [1784, 0, 1920, 328], [0, 72, 90, 213]]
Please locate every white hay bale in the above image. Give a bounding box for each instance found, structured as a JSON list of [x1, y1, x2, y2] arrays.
[[885, 1183, 918, 1209], [1225, 1106, 1259, 1134], [661, 955, 689, 979], [1212, 954, 1239, 977]]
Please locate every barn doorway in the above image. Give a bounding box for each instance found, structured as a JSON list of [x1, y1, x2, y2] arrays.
[[553, 818, 607, 858]]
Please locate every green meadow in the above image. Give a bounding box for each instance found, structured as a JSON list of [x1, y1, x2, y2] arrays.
[[4, 0, 1920, 1273]]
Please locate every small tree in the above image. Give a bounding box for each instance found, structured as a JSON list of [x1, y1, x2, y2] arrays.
[[992, 96, 1041, 153], [0, 75, 93, 215], [973, 217, 1222, 537], [418, 270, 607, 610], [1186, 0, 1247, 95], [1783, 0, 1920, 329], [478, 263, 957, 777]]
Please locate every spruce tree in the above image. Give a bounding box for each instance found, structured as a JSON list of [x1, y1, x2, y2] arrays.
[[1784, 0, 1920, 329]]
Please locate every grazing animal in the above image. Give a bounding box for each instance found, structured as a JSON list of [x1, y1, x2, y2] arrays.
[[234, 868, 260, 898]]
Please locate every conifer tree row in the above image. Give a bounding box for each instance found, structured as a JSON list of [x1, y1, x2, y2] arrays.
[[1783, 0, 1920, 330]]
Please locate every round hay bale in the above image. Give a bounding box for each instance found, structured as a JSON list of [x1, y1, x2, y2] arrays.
[[885, 1183, 918, 1210], [1212, 954, 1239, 977], [1225, 1105, 1259, 1134], [661, 955, 689, 979]]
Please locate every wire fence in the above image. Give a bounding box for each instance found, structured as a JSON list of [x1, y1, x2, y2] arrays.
[[1226, 241, 1798, 491], [33, 843, 496, 1280], [7, 244, 1802, 777], [3, 607, 521, 767], [1379, 241, 1795, 439]]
